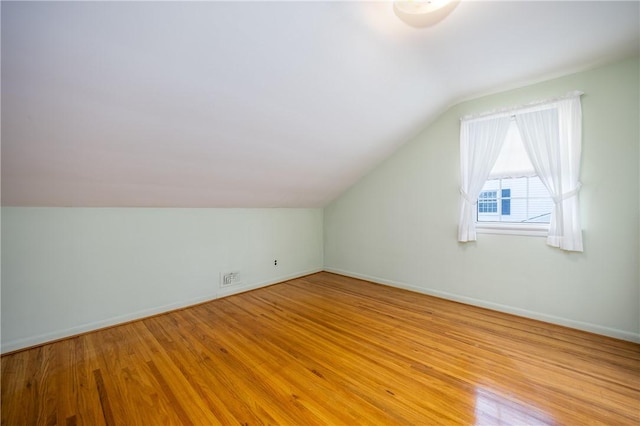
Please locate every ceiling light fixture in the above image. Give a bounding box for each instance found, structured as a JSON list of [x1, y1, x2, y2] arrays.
[[394, 0, 460, 28]]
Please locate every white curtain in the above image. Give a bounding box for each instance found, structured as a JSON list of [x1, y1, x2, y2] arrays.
[[516, 95, 583, 251], [458, 115, 511, 242]]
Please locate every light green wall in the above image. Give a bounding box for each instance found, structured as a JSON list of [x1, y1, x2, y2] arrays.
[[2, 58, 638, 352], [325, 56, 640, 341], [1, 207, 323, 352]]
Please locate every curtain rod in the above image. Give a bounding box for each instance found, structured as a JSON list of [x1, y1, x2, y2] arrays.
[[460, 90, 583, 122]]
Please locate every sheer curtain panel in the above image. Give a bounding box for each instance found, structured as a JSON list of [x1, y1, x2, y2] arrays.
[[516, 95, 583, 251], [458, 116, 511, 242]]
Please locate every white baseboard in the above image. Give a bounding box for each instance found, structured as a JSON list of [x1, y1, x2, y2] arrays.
[[324, 267, 640, 343], [1, 268, 322, 354], [1, 293, 217, 354]]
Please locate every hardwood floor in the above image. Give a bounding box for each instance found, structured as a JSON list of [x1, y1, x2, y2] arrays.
[[2, 272, 639, 425]]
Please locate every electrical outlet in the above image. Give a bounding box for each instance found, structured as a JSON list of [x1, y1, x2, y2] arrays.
[[220, 271, 241, 287], [274, 259, 278, 266]]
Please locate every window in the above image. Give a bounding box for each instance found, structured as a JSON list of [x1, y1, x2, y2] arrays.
[[458, 92, 583, 251], [478, 191, 497, 213], [501, 189, 510, 216], [475, 120, 553, 233]]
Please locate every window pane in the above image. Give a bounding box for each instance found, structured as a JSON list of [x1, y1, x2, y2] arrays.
[[477, 177, 552, 223], [489, 121, 535, 179], [525, 197, 553, 223]]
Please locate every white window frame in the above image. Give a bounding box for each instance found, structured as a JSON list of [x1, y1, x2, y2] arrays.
[[458, 91, 584, 251], [476, 221, 549, 237]]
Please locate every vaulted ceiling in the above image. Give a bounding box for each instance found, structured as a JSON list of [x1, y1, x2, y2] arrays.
[[2, 1, 639, 207]]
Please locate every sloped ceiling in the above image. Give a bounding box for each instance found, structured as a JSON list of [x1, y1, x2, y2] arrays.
[[2, 1, 639, 207]]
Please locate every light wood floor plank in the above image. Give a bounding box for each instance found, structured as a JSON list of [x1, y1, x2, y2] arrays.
[[2, 272, 639, 425]]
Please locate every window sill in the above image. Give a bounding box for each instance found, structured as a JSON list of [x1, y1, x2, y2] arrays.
[[476, 222, 549, 237]]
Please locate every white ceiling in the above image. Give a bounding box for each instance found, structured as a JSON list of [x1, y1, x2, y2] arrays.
[[2, 1, 639, 207]]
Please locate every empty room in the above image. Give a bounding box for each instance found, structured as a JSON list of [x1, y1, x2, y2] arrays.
[[1, 1, 639, 425]]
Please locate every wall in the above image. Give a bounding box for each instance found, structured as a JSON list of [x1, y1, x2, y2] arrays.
[[1, 207, 323, 352], [324, 56, 640, 342]]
